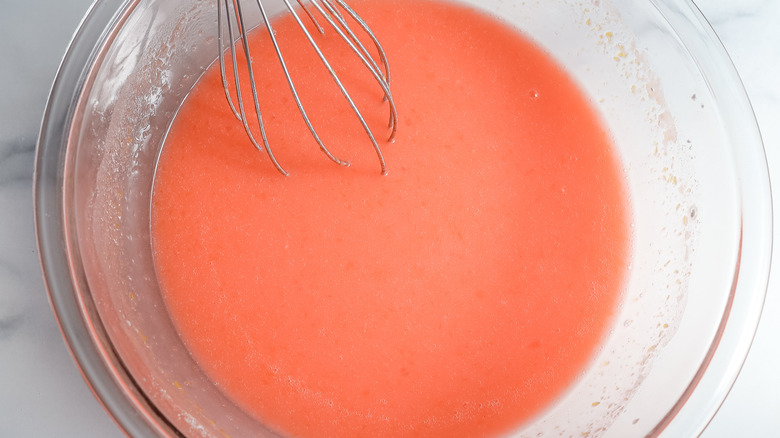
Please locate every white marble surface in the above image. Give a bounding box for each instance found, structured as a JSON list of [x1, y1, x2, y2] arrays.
[[0, 0, 777, 436]]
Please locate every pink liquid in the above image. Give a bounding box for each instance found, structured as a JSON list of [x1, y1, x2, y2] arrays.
[[152, 0, 631, 436]]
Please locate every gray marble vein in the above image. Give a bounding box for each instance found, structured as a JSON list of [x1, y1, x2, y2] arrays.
[[0, 140, 36, 186]]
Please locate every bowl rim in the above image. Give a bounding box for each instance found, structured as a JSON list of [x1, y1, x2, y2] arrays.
[[34, 0, 181, 436], [644, 0, 773, 435], [33, 0, 772, 437]]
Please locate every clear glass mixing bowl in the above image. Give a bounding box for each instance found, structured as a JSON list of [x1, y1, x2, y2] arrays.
[[35, 0, 771, 436]]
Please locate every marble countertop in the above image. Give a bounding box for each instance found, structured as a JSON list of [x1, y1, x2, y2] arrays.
[[1, 0, 777, 436]]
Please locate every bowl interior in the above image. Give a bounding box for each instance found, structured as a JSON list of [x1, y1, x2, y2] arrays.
[[41, 0, 768, 436]]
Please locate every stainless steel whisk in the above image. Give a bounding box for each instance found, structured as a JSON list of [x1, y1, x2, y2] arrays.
[[217, 0, 398, 175]]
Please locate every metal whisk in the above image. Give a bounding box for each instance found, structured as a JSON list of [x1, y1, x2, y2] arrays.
[[217, 0, 398, 175]]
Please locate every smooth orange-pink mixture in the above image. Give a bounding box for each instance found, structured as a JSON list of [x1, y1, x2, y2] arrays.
[[152, 0, 631, 436]]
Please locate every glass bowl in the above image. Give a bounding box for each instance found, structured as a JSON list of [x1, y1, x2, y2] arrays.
[[35, 0, 772, 436]]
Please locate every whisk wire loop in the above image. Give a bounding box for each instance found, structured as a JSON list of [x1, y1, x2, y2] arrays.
[[311, 0, 397, 139], [256, 0, 352, 168], [217, 0, 397, 175], [295, 0, 326, 34], [219, 0, 290, 175], [279, 0, 388, 174]]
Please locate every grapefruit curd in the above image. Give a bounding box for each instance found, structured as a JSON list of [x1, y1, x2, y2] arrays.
[[151, 0, 632, 436]]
